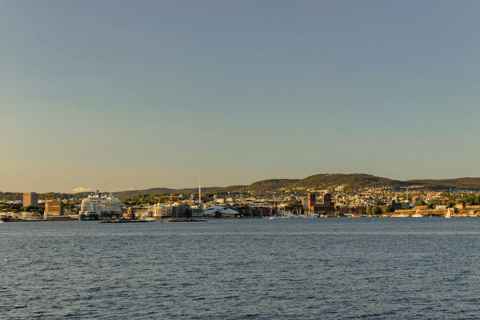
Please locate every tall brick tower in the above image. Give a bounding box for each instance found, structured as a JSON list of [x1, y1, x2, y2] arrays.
[[323, 193, 332, 206], [308, 193, 316, 209]]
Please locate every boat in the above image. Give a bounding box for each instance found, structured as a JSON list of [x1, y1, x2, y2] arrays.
[[412, 213, 423, 218], [269, 217, 274, 220], [445, 209, 452, 219], [79, 190, 122, 221]]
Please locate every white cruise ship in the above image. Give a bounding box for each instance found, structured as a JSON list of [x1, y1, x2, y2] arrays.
[[79, 190, 122, 221]]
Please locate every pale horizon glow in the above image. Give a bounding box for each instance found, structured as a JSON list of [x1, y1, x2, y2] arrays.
[[1, 1, 480, 193]]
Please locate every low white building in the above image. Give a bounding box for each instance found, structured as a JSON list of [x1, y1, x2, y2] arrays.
[[151, 203, 174, 218], [204, 206, 239, 217]]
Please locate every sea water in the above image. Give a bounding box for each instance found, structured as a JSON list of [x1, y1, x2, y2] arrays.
[[1, 218, 480, 319]]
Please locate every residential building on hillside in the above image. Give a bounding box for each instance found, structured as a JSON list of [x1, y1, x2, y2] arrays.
[[23, 192, 39, 207]]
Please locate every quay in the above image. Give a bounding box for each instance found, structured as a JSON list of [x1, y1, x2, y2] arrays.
[[2, 217, 77, 222], [100, 218, 207, 223]]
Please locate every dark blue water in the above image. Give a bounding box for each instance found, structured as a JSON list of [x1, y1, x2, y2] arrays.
[[2, 218, 480, 319]]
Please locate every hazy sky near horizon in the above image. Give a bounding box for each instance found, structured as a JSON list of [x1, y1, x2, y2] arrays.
[[1, 1, 480, 193]]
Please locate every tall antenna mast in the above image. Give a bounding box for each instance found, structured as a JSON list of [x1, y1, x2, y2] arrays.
[[199, 178, 202, 206]]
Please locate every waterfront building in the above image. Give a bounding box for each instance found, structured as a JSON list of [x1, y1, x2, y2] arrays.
[[45, 200, 62, 215], [151, 203, 173, 218], [307, 192, 335, 213], [191, 205, 204, 217], [204, 206, 239, 217], [150, 203, 188, 218]]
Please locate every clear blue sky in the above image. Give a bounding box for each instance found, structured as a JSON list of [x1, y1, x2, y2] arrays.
[[1, 1, 480, 193]]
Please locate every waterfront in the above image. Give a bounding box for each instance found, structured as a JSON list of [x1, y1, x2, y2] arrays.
[[2, 218, 480, 319]]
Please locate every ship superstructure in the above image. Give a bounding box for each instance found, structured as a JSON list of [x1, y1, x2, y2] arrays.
[[79, 189, 122, 220]]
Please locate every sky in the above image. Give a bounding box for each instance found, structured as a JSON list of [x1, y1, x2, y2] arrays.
[[1, 0, 480, 193]]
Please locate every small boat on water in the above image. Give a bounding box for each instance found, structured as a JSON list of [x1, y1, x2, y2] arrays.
[[445, 209, 452, 219], [392, 214, 409, 218], [412, 213, 423, 218]]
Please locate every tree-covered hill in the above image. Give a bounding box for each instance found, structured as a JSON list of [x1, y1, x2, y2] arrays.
[[290, 173, 407, 190], [405, 177, 480, 190], [247, 179, 299, 191], [246, 175, 480, 191], [5, 175, 480, 201]]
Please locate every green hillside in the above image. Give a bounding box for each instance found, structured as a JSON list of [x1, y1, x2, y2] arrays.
[[89, 175, 480, 198], [6, 174, 480, 201], [242, 174, 405, 191], [406, 178, 480, 190], [247, 179, 299, 191], [292, 173, 406, 189]]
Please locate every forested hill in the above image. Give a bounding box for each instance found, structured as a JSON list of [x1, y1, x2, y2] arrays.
[[247, 179, 300, 191], [246, 174, 480, 191], [289, 174, 406, 190], [112, 174, 480, 198], [5, 175, 480, 201], [405, 178, 480, 190], [241, 174, 405, 191]]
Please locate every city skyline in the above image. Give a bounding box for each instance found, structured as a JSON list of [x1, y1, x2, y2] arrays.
[[2, 1, 480, 193]]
